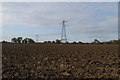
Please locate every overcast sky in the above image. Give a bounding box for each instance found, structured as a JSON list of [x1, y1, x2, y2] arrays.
[[1, 2, 118, 42], [2, 0, 120, 2]]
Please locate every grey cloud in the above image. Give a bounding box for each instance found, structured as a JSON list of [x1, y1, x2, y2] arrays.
[[2, 2, 118, 42], [2, 2, 117, 27]]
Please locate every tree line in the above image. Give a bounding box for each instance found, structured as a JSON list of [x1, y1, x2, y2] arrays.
[[1, 37, 120, 44], [11, 37, 35, 43]]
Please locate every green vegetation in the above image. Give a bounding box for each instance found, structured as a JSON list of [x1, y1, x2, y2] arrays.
[[2, 40, 8, 43], [11, 37, 35, 43], [1, 37, 120, 44], [43, 39, 61, 44]]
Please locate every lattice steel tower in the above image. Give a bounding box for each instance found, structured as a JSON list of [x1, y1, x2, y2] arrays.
[[61, 20, 67, 43]]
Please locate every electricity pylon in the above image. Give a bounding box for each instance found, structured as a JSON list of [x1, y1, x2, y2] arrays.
[[61, 20, 67, 43], [36, 35, 38, 43]]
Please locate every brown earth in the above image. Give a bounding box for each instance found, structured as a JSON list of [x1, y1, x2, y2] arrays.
[[2, 43, 120, 79]]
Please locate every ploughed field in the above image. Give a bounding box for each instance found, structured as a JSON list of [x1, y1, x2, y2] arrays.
[[2, 44, 119, 79]]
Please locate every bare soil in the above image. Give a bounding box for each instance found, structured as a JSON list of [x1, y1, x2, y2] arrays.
[[2, 43, 120, 79]]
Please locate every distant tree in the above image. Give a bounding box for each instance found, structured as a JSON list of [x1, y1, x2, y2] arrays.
[[22, 38, 28, 43], [52, 41, 55, 44], [28, 38, 35, 43], [17, 37, 22, 43], [56, 39, 61, 44], [43, 41, 47, 43], [11, 37, 35, 43], [43, 41, 52, 44], [94, 39, 99, 43], [2, 40, 7, 43], [66, 41, 69, 44], [85, 43, 89, 44], [92, 39, 100, 44], [11, 38, 17, 43], [109, 39, 120, 44], [22, 38, 35, 43], [47, 41, 52, 44], [78, 41, 83, 44], [72, 42, 77, 44]]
